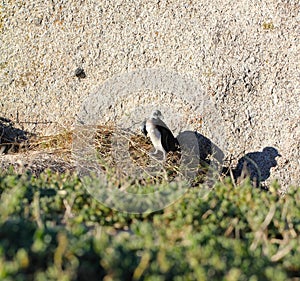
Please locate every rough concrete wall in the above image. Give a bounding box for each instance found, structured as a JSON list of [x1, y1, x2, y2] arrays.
[[0, 0, 299, 187]]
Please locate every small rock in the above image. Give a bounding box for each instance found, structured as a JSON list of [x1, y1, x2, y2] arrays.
[[34, 17, 43, 26], [75, 68, 86, 79]]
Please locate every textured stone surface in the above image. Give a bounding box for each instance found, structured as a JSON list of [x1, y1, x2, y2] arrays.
[[0, 0, 299, 187]]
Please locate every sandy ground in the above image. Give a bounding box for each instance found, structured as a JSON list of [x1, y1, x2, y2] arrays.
[[0, 0, 299, 188]]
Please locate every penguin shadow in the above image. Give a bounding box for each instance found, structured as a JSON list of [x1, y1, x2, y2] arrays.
[[176, 131, 225, 185], [0, 117, 31, 154], [232, 147, 281, 188]]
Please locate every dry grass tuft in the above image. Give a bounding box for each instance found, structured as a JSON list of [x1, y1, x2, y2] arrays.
[[1, 123, 206, 186], [128, 134, 152, 166], [94, 124, 115, 159], [26, 131, 73, 154], [92, 124, 183, 185]]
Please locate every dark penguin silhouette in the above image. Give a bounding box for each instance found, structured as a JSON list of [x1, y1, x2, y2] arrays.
[[141, 110, 180, 160], [233, 146, 281, 186]]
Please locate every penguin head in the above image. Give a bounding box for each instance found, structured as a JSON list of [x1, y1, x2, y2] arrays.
[[151, 110, 163, 119]]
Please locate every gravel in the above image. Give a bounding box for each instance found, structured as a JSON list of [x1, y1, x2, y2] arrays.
[[0, 0, 299, 188]]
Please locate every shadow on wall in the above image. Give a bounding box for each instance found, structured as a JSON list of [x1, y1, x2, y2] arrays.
[[177, 131, 224, 185], [233, 147, 281, 188], [176, 131, 281, 188], [0, 117, 31, 154]]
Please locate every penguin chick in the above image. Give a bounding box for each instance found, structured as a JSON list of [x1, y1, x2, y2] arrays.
[[141, 110, 180, 160]]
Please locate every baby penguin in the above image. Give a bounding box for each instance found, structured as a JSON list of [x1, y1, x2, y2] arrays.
[[141, 110, 180, 160]]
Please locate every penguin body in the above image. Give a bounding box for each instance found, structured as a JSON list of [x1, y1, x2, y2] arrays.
[[141, 110, 180, 160]]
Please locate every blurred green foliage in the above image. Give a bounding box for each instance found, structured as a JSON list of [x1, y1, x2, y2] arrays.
[[0, 169, 299, 280]]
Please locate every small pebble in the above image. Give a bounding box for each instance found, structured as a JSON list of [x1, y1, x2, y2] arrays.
[[75, 68, 86, 78]]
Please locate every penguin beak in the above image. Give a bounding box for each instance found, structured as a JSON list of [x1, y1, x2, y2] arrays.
[[141, 121, 147, 136]]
